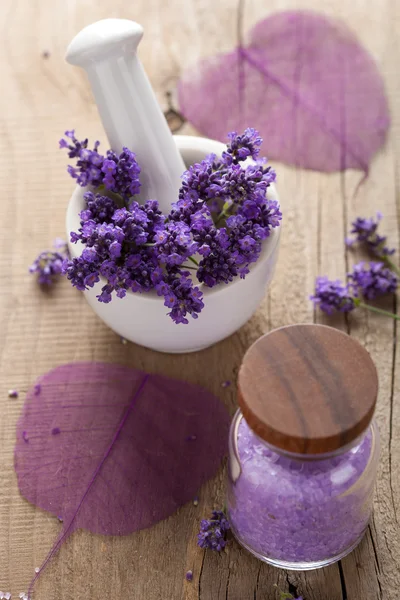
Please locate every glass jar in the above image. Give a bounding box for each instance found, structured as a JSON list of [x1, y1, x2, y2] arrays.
[[227, 324, 380, 570]]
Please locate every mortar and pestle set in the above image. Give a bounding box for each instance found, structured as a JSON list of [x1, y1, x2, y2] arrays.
[[65, 19, 281, 353]]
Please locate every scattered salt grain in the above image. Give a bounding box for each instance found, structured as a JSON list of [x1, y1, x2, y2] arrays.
[[193, 496, 199, 506], [121, 338, 128, 345], [35, 567, 40, 574]]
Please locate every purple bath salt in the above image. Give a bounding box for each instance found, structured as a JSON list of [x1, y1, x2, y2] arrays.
[[228, 415, 378, 566], [227, 324, 380, 569]]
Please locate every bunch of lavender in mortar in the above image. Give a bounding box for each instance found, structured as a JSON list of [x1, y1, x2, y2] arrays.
[[60, 128, 281, 324]]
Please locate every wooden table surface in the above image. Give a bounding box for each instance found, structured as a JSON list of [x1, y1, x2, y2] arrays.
[[0, 0, 399, 598]]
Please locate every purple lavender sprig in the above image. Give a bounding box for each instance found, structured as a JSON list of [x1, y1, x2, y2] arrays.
[[61, 129, 281, 324], [311, 262, 399, 320], [63, 196, 204, 323], [30, 240, 69, 286], [310, 277, 355, 315], [349, 261, 398, 300], [346, 213, 399, 275], [197, 510, 230, 552], [170, 130, 280, 287], [223, 128, 263, 164], [60, 131, 141, 203]]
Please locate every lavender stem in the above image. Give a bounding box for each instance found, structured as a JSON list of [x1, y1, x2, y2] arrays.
[[358, 302, 400, 320], [188, 256, 199, 267]]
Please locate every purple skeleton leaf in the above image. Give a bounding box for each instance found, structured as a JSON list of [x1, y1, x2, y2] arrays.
[[15, 362, 229, 597], [178, 11, 390, 173]]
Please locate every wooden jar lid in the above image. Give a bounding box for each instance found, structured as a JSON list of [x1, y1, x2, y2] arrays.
[[238, 324, 378, 455]]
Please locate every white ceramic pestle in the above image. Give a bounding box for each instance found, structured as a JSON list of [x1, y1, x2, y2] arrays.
[[65, 18, 186, 214]]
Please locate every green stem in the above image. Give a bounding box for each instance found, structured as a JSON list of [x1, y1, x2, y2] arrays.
[[357, 301, 400, 320], [215, 210, 229, 225], [215, 203, 233, 225], [188, 256, 199, 267], [182, 265, 198, 271]]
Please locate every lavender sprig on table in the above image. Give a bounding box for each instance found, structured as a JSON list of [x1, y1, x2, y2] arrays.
[[60, 128, 281, 324], [349, 262, 397, 300], [197, 509, 230, 551], [312, 213, 399, 321], [29, 240, 69, 286], [311, 262, 399, 320], [346, 213, 399, 274], [311, 277, 355, 315]]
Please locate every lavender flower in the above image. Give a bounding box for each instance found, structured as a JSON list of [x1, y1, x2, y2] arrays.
[[174, 154, 280, 288], [81, 192, 118, 223], [177, 133, 275, 210], [62, 129, 282, 323], [223, 128, 263, 164], [179, 158, 222, 203], [197, 510, 230, 551], [60, 131, 141, 202], [349, 262, 398, 300], [30, 240, 69, 285], [347, 213, 395, 258], [62, 256, 100, 292], [63, 193, 204, 323], [60, 130, 104, 188], [312, 264, 399, 321], [310, 277, 355, 315], [101, 147, 141, 201], [163, 271, 204, 324]]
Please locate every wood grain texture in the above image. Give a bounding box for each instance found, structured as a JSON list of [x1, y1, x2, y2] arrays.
[[238, 324, 378, 453], [0, 0, 398, 599]]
